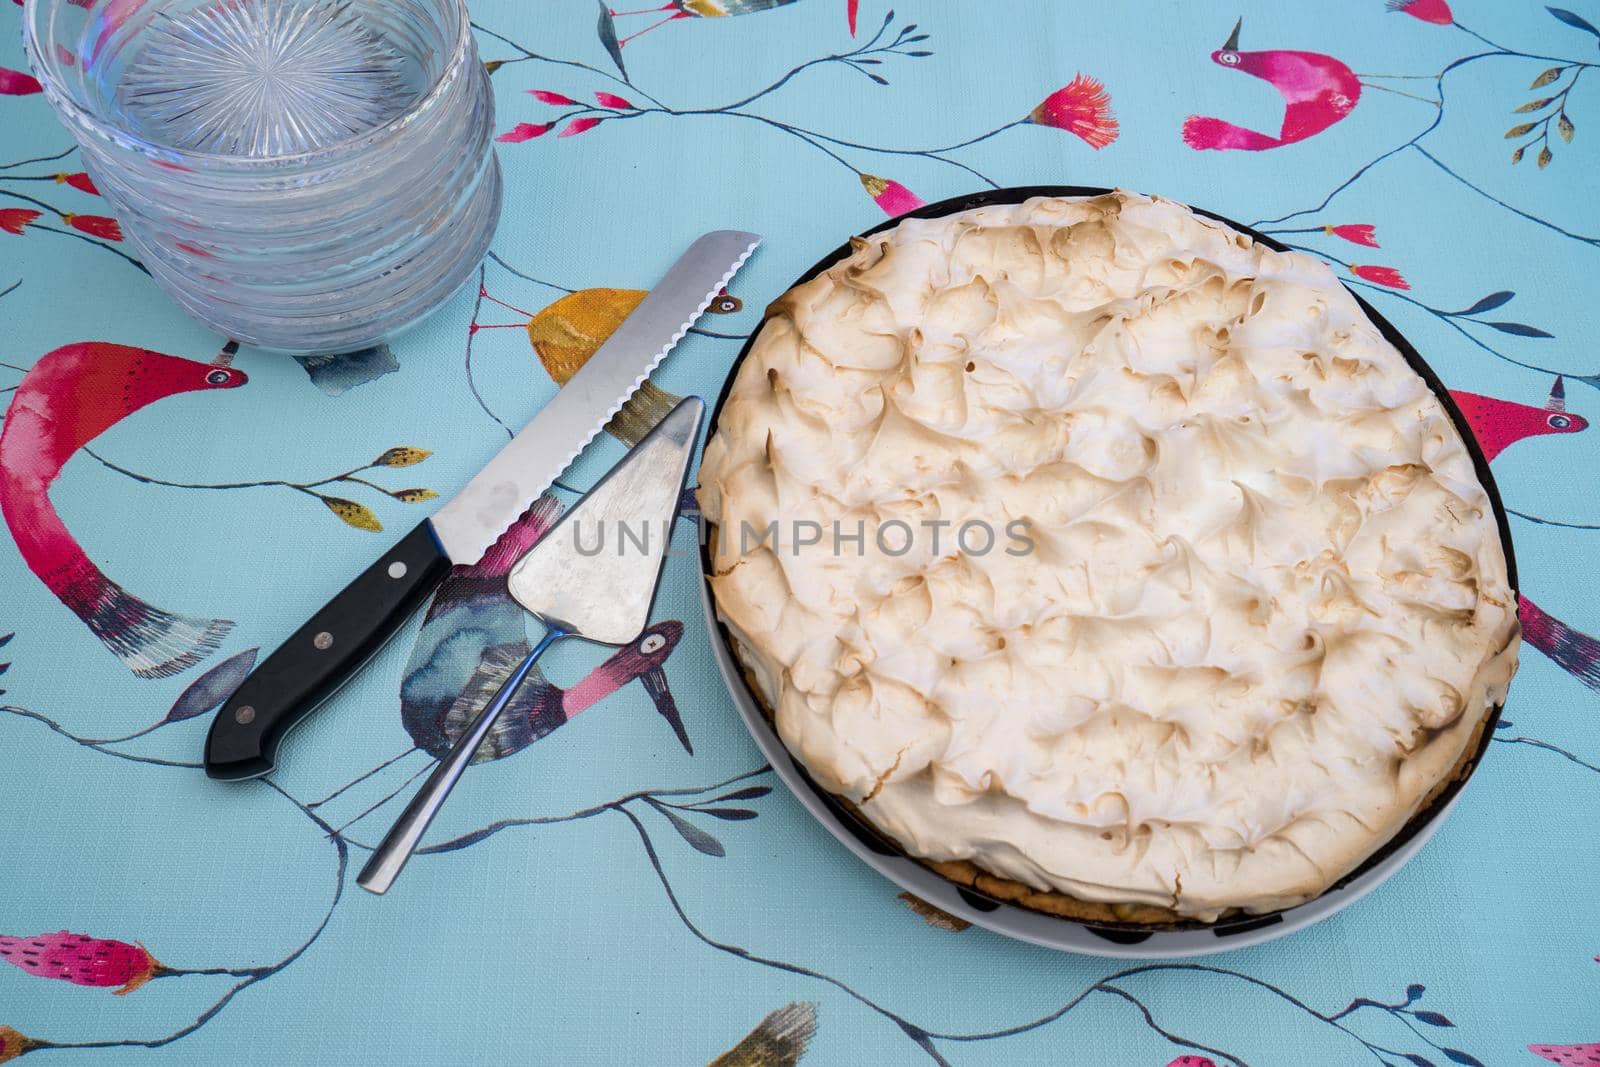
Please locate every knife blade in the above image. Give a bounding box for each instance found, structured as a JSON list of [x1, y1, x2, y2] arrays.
[[203, 231, 761, 780]]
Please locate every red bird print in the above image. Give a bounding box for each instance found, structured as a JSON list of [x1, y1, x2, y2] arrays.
[[306, 497, 692, 827], [1448, 377, 1600, 691], [1389, 0, 1453, 25], [1450, 375, 1586, 461], [0, 341, 246, 677], [398, 496, 691, 763], [1520, 599, 1600, 691], [1183, 19, 1360, 151]]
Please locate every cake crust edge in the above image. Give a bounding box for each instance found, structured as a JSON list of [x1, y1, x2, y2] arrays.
[[717, 593, 1500, 929]]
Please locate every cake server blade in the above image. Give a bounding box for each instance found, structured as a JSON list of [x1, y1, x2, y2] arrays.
[[204, 231, 760, 781], [357, 396, 704, 895]]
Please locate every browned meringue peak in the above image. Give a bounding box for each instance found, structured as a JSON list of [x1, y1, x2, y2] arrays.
[[699, 190, 1518, 919]]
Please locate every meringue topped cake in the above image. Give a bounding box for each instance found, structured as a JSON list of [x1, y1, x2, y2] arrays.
[[697, 190, 1519, 923]]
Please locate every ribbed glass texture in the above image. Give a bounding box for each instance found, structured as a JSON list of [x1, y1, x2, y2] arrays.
[[23, 0, 502, 352]]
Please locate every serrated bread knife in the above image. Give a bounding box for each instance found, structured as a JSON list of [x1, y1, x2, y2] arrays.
[[203, 231, 761, 780]]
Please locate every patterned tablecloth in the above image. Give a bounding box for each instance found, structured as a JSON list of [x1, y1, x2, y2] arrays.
[[3, 0, 1598, 1063]]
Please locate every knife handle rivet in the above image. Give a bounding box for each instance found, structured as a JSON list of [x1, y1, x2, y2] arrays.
[[314, 631, 334, 650], [234, 705, 256, 725], [387, 561, 408, 579]]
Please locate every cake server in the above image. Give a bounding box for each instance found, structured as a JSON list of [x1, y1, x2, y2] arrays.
[[204, 233, 759, 781], [357, 396, 704, 894]]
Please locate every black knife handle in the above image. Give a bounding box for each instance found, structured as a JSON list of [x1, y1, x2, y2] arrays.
[[204, 521, 453, 780]]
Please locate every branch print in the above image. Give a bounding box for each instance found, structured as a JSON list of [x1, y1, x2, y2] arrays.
[[487, 11, 1117, 210], [0, 150, 143, 273], [86, 444, 441, 533]]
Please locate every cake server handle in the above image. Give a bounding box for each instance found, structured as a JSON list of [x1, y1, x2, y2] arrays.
[[357, 625, 569, 895]]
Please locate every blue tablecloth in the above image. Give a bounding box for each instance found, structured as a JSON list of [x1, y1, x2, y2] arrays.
[[3, 1, 1597, 1063]]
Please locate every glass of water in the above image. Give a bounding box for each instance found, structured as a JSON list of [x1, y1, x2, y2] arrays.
[[22, 0, 502, 353]]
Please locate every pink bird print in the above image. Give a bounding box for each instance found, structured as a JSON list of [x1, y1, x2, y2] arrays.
[[0, 341, 246, 677], [306, 496, 693, 828], [397, 495, 692, 764], [1183, 18, 1360, 151], [1529, 1043, 1600, 1065], [296, 492, 693, 834], [1447, 377, 1600, 691], [1450, 375, 1587, 461], [408, 618, 688, 762], [1519, 599, 1600, 691]]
